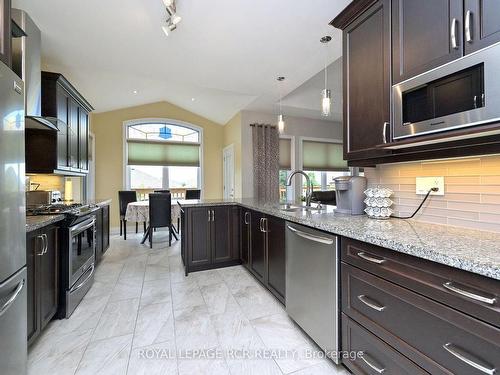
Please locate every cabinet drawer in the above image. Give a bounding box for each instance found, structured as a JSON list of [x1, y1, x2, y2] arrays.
[[342, 263, 500, 375], [342, 313, 427, 375], [342, 237, 500, 328]]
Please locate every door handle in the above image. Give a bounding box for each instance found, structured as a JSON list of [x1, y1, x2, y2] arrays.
[[443, 343, 495, 375], [382, 122, 390, 144], [0, 279, 25, 317], [465, 10, 473, 43], [286, 225, 334, 244], [443, 281, 496, 305], [357, 252, 386, 264], [451, 18, 459, 49], [358, 295, 386, 312], [36, 235, 45, 256]]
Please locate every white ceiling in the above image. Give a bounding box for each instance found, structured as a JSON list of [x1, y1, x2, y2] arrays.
[[13, 0, 350, 124]]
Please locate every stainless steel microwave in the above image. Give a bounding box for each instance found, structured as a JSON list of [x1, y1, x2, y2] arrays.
[[393, 42, 500, 140]]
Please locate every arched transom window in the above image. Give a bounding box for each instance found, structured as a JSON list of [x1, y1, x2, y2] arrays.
[[124, 120, 202, 197]]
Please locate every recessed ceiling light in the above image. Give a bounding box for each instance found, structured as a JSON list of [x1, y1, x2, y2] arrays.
[[133, 90, 138, 94], [191, 98, 195, 102]]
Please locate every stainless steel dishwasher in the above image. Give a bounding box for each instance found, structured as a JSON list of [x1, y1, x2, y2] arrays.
[[285, 222, 340, 363]]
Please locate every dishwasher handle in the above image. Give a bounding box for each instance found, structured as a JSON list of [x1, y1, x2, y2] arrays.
[[287, 225, 334, 245]]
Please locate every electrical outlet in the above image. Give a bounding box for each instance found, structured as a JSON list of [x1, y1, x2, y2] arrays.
[[416, 176, 445, 195]]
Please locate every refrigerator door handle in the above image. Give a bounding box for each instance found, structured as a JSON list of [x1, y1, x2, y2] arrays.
[[0, 279, 25, 318]]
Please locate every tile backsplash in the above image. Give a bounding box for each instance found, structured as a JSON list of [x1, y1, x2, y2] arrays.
[[364, 155, 500, 233]]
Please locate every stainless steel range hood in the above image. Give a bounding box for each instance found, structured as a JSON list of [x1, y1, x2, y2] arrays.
[[12, 9, 63, 132]]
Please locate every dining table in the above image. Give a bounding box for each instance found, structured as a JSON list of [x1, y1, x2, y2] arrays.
[[125, 199, 185, 244]]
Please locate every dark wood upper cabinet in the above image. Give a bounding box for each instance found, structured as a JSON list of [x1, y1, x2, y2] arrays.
[[266, 215, 286, 301], [464, 0, 500, 54], [0, 0, 11, 67], [342, 0, 392, 160], [26, 225, 58, 346], [392, 0, 464, 84], [27, 72, 93, 175]]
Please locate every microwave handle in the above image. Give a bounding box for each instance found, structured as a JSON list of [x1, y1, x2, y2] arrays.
[[451, 18, 459, 49], [382, 122, 390, 144]]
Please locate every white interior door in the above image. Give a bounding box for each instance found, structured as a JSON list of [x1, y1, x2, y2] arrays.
[[223, 144, 235, 199]]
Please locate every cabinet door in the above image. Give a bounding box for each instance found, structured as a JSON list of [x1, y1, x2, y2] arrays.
[[26, 231, 40, 345], [56, 86, 70, 170], [68, 98, 80, 170], [0, 0, 11, 67], [102, 205, 110, 253], [79, 108, 89, 171], [249, 211, 266, 282], [241, 210, 251, 267], [266, 216, 286, 302], [95, 208, 103, 263], [464, 0, 500, 54], [211, 206, 231, 263], [39, 226, 58, 330], [187, 207, 211, 267], [229, 206, 241, 261], [392, 0, 464, 83], [344, 0, 392, 159]]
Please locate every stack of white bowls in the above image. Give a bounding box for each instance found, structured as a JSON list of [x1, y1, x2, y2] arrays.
[[364, 187, 394, 219]]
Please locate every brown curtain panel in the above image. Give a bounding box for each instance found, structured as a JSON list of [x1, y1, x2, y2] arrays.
[[252, 124, 279, 202]]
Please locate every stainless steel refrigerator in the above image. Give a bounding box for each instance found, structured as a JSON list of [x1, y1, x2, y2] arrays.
[[0, 60, 27, 374]]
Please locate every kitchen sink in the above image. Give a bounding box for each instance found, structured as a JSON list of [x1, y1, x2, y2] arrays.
[[278, 204, 324, 212]]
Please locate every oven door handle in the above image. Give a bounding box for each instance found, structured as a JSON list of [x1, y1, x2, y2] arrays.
[[70, 264, 95, 293], [70, 218, 95, 235]]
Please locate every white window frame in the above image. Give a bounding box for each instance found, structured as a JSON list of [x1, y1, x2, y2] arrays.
[[279, 135, 295, 202], [122, 118, 204, 197]]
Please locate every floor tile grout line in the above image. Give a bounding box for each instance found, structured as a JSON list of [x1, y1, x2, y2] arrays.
[[168, 247, 181, 375]]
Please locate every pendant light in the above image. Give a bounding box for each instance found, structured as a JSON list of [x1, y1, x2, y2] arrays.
[[277, 76, 285, 133], [320, 36, 332, 117]]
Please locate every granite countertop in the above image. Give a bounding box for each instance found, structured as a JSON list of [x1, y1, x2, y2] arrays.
[[26, 215, 65, 233], [84, 198, 112, 207], [180, 198, 500, 280]]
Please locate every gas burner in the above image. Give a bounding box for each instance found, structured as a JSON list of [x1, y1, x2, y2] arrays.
[[26, 202, 96, 217]]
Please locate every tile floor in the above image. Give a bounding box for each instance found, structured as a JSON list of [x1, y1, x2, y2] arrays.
[[28, 229, 350, 375]]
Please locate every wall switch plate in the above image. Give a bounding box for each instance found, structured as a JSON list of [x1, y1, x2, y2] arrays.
[[416, 176, 445, 195]]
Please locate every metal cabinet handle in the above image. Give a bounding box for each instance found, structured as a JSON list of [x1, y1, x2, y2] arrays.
[[212, 210, 215, 222], [36, 235, 44, 256], [382, 122, 390, 144], [443, 343, 495, 375], [259, 218, 264, 232], [357, 252, 386, 264], [360, 353, 386, 374], [465, 10, 473, 43], [262, 218, 269, 233], [0, 279, 25, 317], [451, 18, 459, 49], [286, 225, 334, 244], [443, 281, 496, 305], [244, 212, 250, 225], [358, 295, 386, 312], [43, 234, 48, 255], [207, 210, 211, 222]]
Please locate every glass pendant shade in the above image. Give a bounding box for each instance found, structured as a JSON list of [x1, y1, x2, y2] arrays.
[[278, 114, 285, 133], [321, 89, 331, 117]]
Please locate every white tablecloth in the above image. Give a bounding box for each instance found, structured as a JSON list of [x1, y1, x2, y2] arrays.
[[125, 200, 182, 223]]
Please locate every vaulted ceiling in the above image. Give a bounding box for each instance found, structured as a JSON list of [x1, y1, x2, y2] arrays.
[[13, 0, 350, 124]]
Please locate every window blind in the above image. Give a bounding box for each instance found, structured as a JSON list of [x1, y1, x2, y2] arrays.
[[127, 140, 200, 167], [279, 138, 292, 170], [302, 140, 348, 171]]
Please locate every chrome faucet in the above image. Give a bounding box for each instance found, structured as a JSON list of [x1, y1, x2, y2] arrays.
[[286, 170, 313, 207]]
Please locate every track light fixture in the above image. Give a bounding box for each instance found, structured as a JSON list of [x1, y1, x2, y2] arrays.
[[162, 0, 181, 36]]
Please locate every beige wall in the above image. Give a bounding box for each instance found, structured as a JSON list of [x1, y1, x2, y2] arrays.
[[223, 112, 242, 197], [365, 155, 500, 232], [91, 101, 224, 227]]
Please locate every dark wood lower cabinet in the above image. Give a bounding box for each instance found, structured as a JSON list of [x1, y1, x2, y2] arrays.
[[184, 205, 240, 274], [95, 205, 111, 264], [26, 225, 58, 346], [341, 237, 500, 375], [247, 210, 286, 304]]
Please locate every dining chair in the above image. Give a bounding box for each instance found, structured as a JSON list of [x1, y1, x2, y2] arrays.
[[185, 189, 201, 199], [118, 190, 146, 240], [148, 193, 178, 248]]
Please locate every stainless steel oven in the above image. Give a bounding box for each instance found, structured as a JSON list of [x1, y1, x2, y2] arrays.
[[393, 42, 500, 140], [59, 215, 96, 318]]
